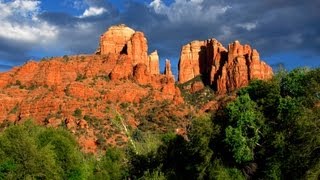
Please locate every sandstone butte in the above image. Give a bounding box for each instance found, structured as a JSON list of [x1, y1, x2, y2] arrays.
[[0, 24, 273, 152], [178, 39, 273, 94], [0, 24, 183, 152], [0, 24, 182, 121]]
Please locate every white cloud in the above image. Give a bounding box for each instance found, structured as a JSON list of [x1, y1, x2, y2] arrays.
[[79, 6, 106, 18], [236, 22, 258, 31], [149, 0, 166, 13], [0, 22, 57, 43], [0, 0, 58, 43], [190, 0, 204, 3], [149, 0, 231, 23], [0, 0, 39, 17]]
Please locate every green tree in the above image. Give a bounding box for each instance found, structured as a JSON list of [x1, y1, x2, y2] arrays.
[[157, 115, 216, 179], [238, 79, 281, 120], [0, 121, 90, 179], [207, 160, 245, 180], [139, 169, 166, 180], [280, 67, 309, 97], [90, 148, 126, 180], [0, 122, 60, 179], [238, 67, 320, 179], [224, 94, 264, 164], [37, 128, 90, 179]]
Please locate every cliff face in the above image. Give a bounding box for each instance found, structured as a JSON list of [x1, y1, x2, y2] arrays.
[[178, 39, 273, 94]]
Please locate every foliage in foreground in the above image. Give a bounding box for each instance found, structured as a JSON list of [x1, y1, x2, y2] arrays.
[[0, 121, 126, 180]]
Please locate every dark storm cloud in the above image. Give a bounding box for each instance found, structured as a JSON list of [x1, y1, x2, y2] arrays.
[[0, 0, 319, 72], [114, 0, 320, 62], [212, 0, 320, 54], [0, 37, 34, 66]]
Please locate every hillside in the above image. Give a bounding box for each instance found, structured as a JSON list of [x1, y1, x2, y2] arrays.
[[0, 24, 272, 152]]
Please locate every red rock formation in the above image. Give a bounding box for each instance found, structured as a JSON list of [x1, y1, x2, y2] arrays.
[[133, 63, 150, 84], [190, 81, 205, 93], [98, 24, 160, 76], [98, 24, 135, 55], [98, 25, 183, 105], [110, 55, 134, 80], [0, 24, 185, 127], [127, 31, 148, 65], [178, 39, 227, 84], [148, 51, 160, 75], [164, 59, 173, 77], [178, 39, 273, 94]]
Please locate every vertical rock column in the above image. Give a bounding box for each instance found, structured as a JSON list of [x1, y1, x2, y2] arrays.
[[148, 51, 160, 75], [164, 59, 173, 77]]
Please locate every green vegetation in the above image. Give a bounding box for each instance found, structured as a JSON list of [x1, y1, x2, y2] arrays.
[[9, 104, 19, 114], [76, 74, 87, 82], [0, 121, 89, 179], [15, 80, 21, 86], [0, 67, 319, 179], [0, 121, 127, 179], [63, 55, 69, 62], [40, 57, 49, 62], [178, 75, 215, 107], [80, 56, 85, 62], [224, 94, 264, 163], [73, 108, 83, 119], [129, 67, 320, 179]]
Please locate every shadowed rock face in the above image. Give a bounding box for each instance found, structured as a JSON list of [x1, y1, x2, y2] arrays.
[[178, 39, 273, 94]]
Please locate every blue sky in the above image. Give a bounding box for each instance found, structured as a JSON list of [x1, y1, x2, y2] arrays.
[[0, 0, 319, 74]]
